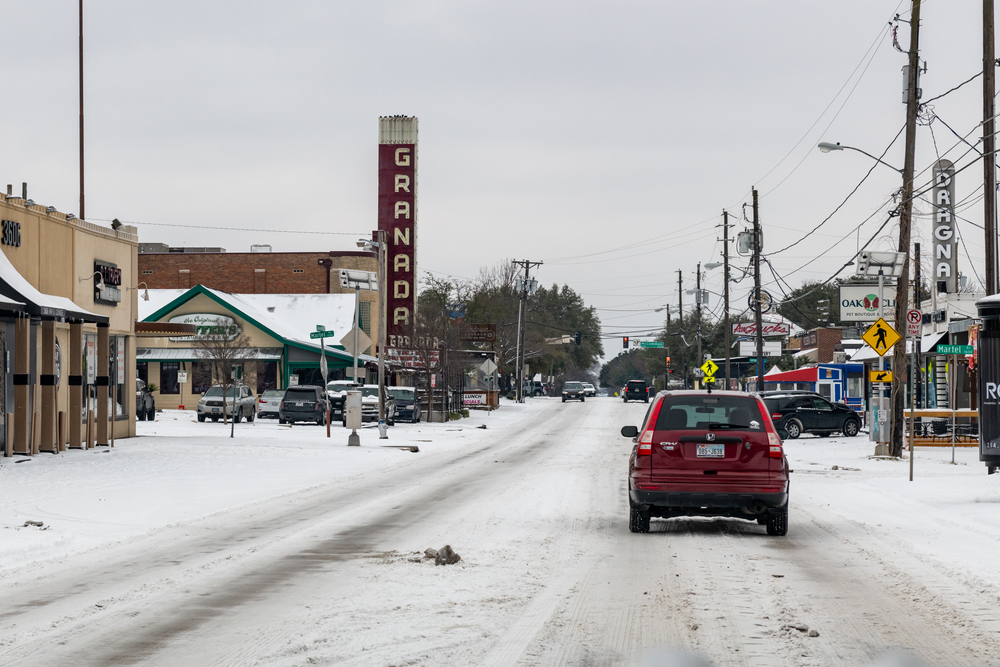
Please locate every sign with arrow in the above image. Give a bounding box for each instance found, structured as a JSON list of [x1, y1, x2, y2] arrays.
[[869, 369, 893, 383], [862, 317, 901, 357]]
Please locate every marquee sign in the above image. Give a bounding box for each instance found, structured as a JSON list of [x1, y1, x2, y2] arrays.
[[167, 313, 242, 342], [932, 159, 958, 293], [378, 116, 418, 341], [94, 260, 122, 306], [731, 321, 790, 336]]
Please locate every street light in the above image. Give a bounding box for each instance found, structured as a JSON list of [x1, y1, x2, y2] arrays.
[[816, 142, 903, 174]]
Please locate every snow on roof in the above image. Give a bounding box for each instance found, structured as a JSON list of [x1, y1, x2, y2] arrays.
[[141, 288, 364, 358]]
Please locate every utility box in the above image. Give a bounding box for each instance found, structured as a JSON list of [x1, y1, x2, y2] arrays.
[[345, 391, 362, 430]]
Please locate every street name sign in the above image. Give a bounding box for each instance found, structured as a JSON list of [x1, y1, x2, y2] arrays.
[[862, 318, 900, 356], [936, 344, 974, 355], [640, 341, 664, 348], [310, 330, 338, 339]]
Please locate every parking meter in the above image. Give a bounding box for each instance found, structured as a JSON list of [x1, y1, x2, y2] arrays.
[[346, 390, 362, 446]]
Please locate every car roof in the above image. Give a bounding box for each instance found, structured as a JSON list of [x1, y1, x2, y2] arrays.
[[656, 390, 759, 399], [287, 385, 322, 390]]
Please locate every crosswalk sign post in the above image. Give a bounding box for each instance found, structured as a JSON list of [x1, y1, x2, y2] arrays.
[[862, 316, 900, 454]]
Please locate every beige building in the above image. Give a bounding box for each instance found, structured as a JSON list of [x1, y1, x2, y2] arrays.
[[0, 190, 139, 456]]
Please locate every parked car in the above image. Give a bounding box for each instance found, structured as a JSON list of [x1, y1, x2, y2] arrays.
[[196, 384, 256, 423], [621, 390, 789, 535], [342, 385, 396, 426], [257, 389, 284, 419], [562, 381, 586, 402], [762, 393, 861, 438], [581, 382, 596, 397], [135, 378, 155, 421], [388, 386, 421, 423], [279, 385, 330, 425], [623, 380, 649, 403], [327, 380, 359, 420]]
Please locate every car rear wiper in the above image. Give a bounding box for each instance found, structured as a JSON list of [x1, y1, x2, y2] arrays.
[[705, 422, 748, 429]]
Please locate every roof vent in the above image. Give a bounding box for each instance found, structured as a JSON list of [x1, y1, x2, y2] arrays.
[[267, 306, 276, 312]]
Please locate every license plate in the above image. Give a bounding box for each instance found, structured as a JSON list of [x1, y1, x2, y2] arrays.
[[212, 408, 220, 413], [296, 402, 303, 406], [696, 444, 725, 458]]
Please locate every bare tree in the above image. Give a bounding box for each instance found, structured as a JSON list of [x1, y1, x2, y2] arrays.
[[192, 316, 257, 424]]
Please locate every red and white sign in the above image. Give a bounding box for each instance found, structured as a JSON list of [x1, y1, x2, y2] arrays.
[[906, 309, 921, 337], [378, 117, 418, 341], [731, 321, 790, 336], [384, 347, 439, 370]]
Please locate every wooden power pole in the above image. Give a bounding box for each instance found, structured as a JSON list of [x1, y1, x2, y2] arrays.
[[752, 189, 764, 391]]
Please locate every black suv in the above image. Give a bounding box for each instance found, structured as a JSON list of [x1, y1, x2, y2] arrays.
[[762, 393, 861, 438], [279, 385, 330, 425], [623, 380, 649, 403]]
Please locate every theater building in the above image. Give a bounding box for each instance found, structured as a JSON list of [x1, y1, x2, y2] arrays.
[[0, 189, 139, 456]]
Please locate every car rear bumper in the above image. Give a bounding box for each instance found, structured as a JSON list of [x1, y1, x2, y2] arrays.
[[280, 410, 326, 421], [629, 488, 787, 512]]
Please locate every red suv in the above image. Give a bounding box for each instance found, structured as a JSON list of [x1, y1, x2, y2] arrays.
[[621, 390, 789, 536]]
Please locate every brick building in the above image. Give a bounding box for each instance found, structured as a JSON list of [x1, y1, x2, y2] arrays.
[[789, 327, 843, 363], [138, 245, 380, 342]]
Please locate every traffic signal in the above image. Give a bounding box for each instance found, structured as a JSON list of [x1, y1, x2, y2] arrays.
[[666, 356, 671, 366], [623, 336, 629, 349], [574, 331, 581, 345]]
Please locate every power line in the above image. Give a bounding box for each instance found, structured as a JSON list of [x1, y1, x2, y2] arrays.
[[90, 217, 366, 236]]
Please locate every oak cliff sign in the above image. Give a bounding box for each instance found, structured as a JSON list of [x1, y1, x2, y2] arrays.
[[378, 116, 418, 342]]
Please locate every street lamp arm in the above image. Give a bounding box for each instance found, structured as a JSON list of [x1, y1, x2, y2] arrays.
[[817, 142, 902, 174]]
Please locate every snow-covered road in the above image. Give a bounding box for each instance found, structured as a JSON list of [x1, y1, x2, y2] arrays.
[[2, 398, 1000, 666]]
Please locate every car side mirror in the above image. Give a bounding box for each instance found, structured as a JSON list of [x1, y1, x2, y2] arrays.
[[777, 429, 788, 440], [621, 425, 638, 438]]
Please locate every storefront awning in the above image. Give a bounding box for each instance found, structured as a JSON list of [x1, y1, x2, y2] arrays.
[[136, 347, 283, 363], [0, 247, 105, 322], [762, 367, 819, 383]]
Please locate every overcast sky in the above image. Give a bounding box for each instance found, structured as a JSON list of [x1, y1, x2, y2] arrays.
[[1, 1, 993, 357]]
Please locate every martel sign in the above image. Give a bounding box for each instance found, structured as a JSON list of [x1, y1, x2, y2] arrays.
[[731, 322, 790, 336]]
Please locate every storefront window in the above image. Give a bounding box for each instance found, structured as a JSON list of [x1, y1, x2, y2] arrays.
[[192, 361, 212, 394], [111, 335, 128, 420], [256, 361, 277, 394], [161, 362, 180, 394], [137, 361, 148, 385]]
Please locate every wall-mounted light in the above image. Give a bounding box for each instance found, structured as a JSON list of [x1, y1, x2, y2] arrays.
[[80, 271, 106, 292]]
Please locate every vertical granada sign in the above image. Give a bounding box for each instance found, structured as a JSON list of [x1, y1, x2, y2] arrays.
[[378, 116, 417, 341]]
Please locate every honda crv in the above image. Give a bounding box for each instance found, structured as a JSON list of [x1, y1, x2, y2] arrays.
[[621, 390, 789, 535]]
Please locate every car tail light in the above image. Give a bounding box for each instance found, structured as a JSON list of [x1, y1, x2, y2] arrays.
[[635, 398, 664, 456], [760, 398, 784, 458]]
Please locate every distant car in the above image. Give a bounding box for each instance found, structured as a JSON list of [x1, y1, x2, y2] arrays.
[[621, 390, 789, 535], [623, 380, 649, 403], [327, 380, 360, 420], [279, 385, 330, 425], [197, 385, 256, 423], [257, 389, 284, 419], [581, 382, 596, 397], [388, 386, 421, 423], [762, 393, 861, 438], [135, 378, 155, 421], [562, 381, 586, 402]]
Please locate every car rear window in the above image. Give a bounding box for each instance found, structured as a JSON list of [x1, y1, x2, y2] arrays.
[[628, 381, 647, 389], [654, 395, 764, 431], [285, 388, 318, 399]]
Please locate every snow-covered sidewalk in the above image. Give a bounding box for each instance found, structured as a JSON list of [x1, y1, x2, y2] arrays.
[[0, 402, 541, 569]]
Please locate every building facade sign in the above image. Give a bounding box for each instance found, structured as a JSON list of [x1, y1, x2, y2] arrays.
[[167, 313, 242, 342], [1, 219, 22, 247], [731, 321, 790, 336], [932, 159, 958, 293], [94, 260, 122, 306], [839, 284, 898, 322], [461, 323, 497, 342], [377, 116, 418, 341]]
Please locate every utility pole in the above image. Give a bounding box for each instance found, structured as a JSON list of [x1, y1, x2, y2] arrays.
[[79, 0, 85, 221], [753, 188, 764, 391], [677, 270, 684, 326], [723, 210, 731, 388], [986, 0, 998, 295], [891, 0, 922, 459], [695, 262, 702, 376], [512, 259, 542, 403]]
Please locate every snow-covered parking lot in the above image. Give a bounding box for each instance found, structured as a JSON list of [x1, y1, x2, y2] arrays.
[[2, 398, 1000, 666]]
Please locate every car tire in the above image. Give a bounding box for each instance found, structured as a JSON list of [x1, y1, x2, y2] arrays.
[[279, 417, 286, 425], [316, 417, 324, 425], [623, 398, 628, 403], [766, 507, 788, 536], [562, 397, 566, 403], [148, 404, 156, 421], [817, 431, 832, 438], [785, 419, 803, 439], [756, 516, 768, 525], [198, 414, 206, 423], [246, 410, 254, 423], [234, 410, 242, 424], [644, 397, 648, 403], [138, 408, 146, 422], [211, 416, 219, 423], [628, 499, 650, 534], [581, 396, 585, 402], [843, 419, 860, 437]]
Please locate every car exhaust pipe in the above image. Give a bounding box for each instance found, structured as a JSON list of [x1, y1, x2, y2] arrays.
[[741, 501, 767, 515]]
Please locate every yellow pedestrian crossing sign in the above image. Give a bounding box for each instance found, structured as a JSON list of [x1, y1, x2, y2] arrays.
[[701, 359, 719, 378], [869, 369, 893, 383], [862, 317, 900, 357]]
